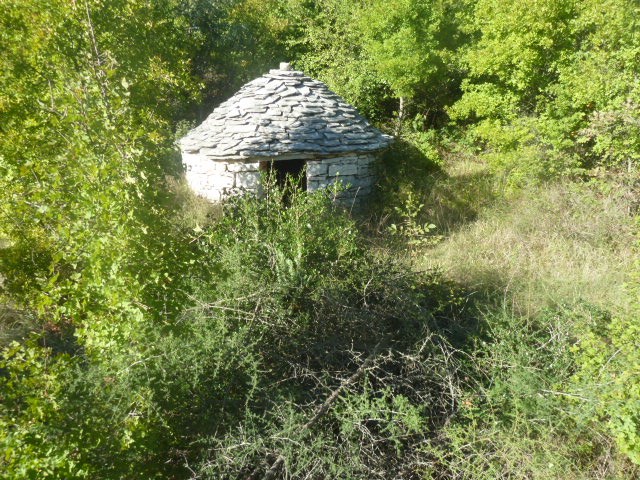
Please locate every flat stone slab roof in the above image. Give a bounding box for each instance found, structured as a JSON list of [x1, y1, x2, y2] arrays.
[[180, 64, 393, 159]]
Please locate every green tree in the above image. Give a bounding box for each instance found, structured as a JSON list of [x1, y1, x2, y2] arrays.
[[0, 1, 204, 476], [555, 0, 640, 169], [450, 0, 640, 184], [356, 0, 442, 130], [0, 0, 200, 348]]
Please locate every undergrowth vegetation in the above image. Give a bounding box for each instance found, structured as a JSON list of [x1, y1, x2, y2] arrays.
[[1, 182, 474, 478], [2, 0, 639, 478], [420, 166, 638, 316], [377, 141, 640, 479]]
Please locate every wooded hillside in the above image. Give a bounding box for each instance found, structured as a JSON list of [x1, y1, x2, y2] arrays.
[[1, 1, 639, 478]]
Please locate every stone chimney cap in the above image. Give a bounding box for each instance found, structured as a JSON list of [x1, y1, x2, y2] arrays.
[[279, 62, 291, 71]]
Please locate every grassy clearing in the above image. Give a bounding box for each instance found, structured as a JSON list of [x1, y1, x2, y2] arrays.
[[416, 159, 638, 317], [378, 149, 640, 478]]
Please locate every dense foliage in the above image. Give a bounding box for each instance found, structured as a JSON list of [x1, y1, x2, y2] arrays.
[[1, 0, 638, 478]]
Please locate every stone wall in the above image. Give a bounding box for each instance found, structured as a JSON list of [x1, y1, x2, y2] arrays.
[[183, 151, 377, 203], [306, 153, 376, 202], [182, 152, 261, 202]]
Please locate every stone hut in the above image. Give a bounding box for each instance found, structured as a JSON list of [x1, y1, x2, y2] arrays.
[[179, 63, 393, 204]]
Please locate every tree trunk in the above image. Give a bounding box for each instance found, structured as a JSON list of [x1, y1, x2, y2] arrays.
[[395, 96, 405, 137]]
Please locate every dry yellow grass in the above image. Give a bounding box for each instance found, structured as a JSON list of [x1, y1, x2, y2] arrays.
[[417, 161, 638, 317]]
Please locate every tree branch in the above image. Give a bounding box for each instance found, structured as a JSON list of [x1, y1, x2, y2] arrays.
[[256, 344, 384, 480]]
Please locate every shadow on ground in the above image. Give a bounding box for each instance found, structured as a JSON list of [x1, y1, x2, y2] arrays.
[[371, 136, 502, 237]]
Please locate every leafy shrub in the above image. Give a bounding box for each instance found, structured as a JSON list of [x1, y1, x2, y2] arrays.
[[0, 297, 265, 479], [177, 184, 474, 478], [451, 0, 640, 184], [387, 191, 439, 250], [573, 254, 640, 465], [0, 180, 465, 478], [430, 304, 637, 478]]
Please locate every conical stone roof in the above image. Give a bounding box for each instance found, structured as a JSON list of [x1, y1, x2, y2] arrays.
[[180, 64, 393, 160]]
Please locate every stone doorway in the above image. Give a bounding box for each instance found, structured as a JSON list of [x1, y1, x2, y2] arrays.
[[260, 159, 307, 191]]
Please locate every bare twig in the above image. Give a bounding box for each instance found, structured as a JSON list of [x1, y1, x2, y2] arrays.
[[540, 389, 590, 402], [256, 343, 385, 480], [83, 0, 110, 113]]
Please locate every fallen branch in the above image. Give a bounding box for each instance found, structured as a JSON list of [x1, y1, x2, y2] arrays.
[[254, 344, 384, 480]]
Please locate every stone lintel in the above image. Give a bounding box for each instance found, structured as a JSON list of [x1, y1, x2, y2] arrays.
[[226, 161, 261, 173]]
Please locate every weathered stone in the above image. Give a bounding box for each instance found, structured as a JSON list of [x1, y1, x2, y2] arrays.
[[300, 107, 325, 115], [332, 145, 362, 153], [307, 179, 331, 191], [343, 132, 373, 141], [296, 131, 324, 141], [226, 162, 260, 172], [357, 162, 374, 176], [329, 155, 358, 163], [243, 106, 268, 114], [347, 175, 374, 188], [288, 142, 320, 151], [307, 161, 328, 176], [271, 84, 288, 94], [268, 70, 304, 77], [279, 89, 298, 98], [209, 172, 235, 186], [321, 132, 343, 141], [277, 98, 301, 106], [267, 144, 295, 153], [216, 146, 240, 154], [261, 113, 284, 119], [260, 95, 281, 105], [225, 124, 258, 134], [235, 171, 261, 189], [331, 174, 358, 186], [244, 144, 272, 152], [199, 146, 228, 156], [328, 163, 358, 176], [300, 117, 328, 126], [273, 152, 317, 161]]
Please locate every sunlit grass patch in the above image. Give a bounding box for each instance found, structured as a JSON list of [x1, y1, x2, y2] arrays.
[[418, 163, 637, 316]]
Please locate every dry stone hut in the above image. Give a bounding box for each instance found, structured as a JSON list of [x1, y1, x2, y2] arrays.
[[179, 63, 393, 204]]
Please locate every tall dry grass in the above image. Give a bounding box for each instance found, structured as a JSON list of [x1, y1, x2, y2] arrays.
[[403, 158, 640, 478], [417, 161, 638, 317]]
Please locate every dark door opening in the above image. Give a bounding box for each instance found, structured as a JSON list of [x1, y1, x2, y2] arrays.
[[260, 159, 307, 191]]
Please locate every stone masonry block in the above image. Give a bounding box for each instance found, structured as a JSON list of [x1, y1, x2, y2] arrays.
[[339, 155, 359, 162], [308, 177, 338, 190], [235, 171, 261, 189], [185, 172, 207, 190], [357, 162, 374, 176], [328, 163, 358, 176], [349, 175, 374, 188], [212, 161, 228, 172], [306, 161, 327, 176], [192, 187, 222, 203], [183, 152, 224, 173], [226, 161, 260, 172], [334, 174, 358, 186], [207, 172, 235, 189], [312, 175, 358, 189], [308, 174, 328, 183]]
